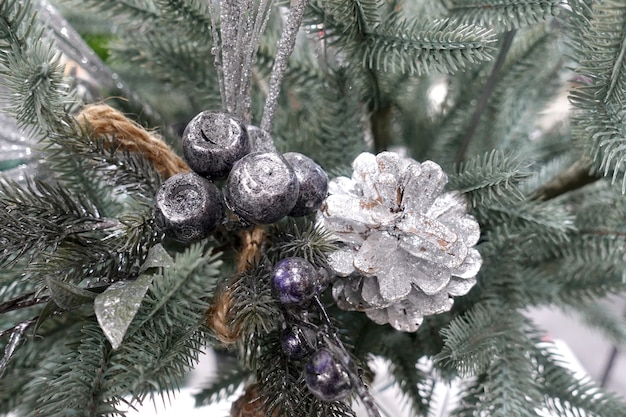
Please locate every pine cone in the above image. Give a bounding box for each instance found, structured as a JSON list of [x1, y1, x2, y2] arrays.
[[317, 152, 482, 332]]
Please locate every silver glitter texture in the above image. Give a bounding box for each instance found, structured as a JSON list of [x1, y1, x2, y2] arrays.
[[225, 151, 299, 224], [182, 111, 250, 180], [154, 172, 224, 242], [318, 152, 482, 332], [284, 152, 329, 217]]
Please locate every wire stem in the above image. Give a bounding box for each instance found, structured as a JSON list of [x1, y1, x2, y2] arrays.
[[314, 297, 382, 417], [0, 318, 37, 379]]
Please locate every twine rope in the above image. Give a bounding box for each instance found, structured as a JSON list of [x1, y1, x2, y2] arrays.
[[76, 104, 191, 179], [206, 226, 266, 345]]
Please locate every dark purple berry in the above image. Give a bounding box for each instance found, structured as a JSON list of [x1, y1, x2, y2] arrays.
[[182, 111, 250, 180], [224, 152, 299, 224], [284, 152, 328, 217], [271, 257, 320, 304], [154, 172, 223, 242], [305, 348, 352, 402], [281, 327, 313, 359]]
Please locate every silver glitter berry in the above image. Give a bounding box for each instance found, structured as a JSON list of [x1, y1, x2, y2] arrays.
[[224, 151, 299, 224], [318, 152, 482, 332], [154, 172, 224, 242], [284, 152, 329, 217], [182, 111, 250, 180]]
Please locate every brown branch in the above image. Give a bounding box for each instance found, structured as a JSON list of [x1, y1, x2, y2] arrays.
[[531, 158, 599, 201], [455, 30, 517, 163]]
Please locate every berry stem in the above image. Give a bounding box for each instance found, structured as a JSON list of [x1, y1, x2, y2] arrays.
[[313, 297, 382, 417]]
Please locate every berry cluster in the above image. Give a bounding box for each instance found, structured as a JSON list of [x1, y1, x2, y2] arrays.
[[270, 257, 353, 402], [154, 111, 329, 242]]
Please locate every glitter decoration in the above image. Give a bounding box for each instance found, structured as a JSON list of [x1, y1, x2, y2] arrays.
[[304, 347, 353, 402], [224, 151, 299, 224], [260, 0, 310, 133], [212, 0, 274, 120], [284, 152, 329, 217], [318, 151, 482, 332], [182, 111, 250, 180], [154, 172, 224, 242]]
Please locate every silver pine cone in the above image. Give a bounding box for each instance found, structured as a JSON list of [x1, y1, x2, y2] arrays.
[[317, 152, 482, 332]]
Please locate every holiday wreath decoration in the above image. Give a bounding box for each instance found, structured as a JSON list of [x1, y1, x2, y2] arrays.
[[2, 1, 626, 417]]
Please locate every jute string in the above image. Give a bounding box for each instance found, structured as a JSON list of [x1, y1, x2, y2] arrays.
[[76, 104, 191, 178], [76, 103, 261, 344], [205, 225, 265, 345]]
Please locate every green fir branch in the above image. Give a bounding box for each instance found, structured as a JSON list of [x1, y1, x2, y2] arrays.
[[267, 218, 337, 267], [363, 18, 497, 76], [194, 365, 252, 406], [128, 243, 221, 336], [444, 0, 559, 32], [536, 344, 626, 417], [97, 245, 221, 406], [26, 211, 160, 285], [442, 307, 543, 416], [306, 68, 369, 174], [436, 303, 519, 377], [229, 260, 281, 369], [0, 0, 75, 135], [0, 178, 105, 267], [568, 0, 626, 192], [45, 123, 164, 203], [19, 321, 120, 417], [449, 149, 529, 207], [109, 325, 208, 404], [485, 25, 563, 150], [563, 301, 626, 348], [56, 0, 160, 24], [111, 32, 220, 108], [153, 0, 213, 37], [381, 332, 434, 416], [479, 199, 575, 247], [526, 233, 626, 305]]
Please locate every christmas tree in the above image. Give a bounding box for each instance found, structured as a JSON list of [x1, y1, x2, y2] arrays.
[[1, 0, 626, 416]]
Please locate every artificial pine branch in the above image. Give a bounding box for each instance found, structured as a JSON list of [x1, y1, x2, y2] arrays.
[[0, 0, 75, 135], [536, 344, 626, 417], [449, 149, 529, 207], [364, 18, 497, 76], [381, 332, 434, 416], [563, 302, 626, 348], [568, 0, 626, 191], [2, 0, 626, 416], [444, 0, 560, 32]]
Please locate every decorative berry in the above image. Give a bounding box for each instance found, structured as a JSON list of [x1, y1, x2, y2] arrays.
[[271, 257, 321, 305], [281, 327, 313, 360], [284, 152, 328, 217], [224, 152, 299, 224], [154, 172, 224, 242], [182, 111, 250, 180], [305, 348, 352, 402]]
